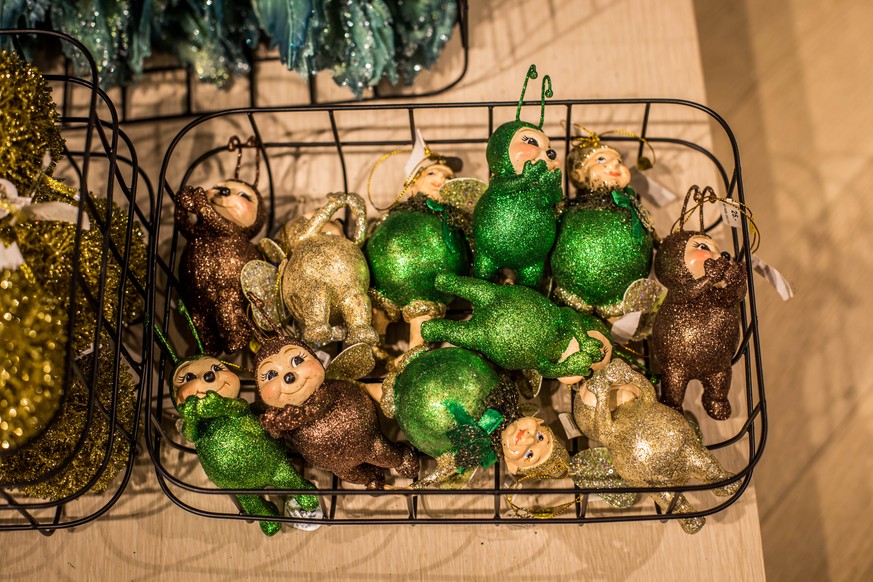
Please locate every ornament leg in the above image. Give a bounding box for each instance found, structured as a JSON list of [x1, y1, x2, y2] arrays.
[[340, 291, 379, 346], [472, 252, 499, 282], [189, 305, 221, 355], [273, 461, 320, 511], [215, 290, 253, 353], [420, 318, 482, 348], [701, 369, 733, 420], [649, 491, 705, 534], [336, 463, 386, 489], [686, 448, 741, 497], [235, 494, 282, 536], [366, 439, 420, 480], [434, 272, 501, 305], [299, 283, 333, 345], [658, 365, 690, 412], [407, 314, 434, 349]]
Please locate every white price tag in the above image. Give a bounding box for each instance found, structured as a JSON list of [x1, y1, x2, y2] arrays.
[[720, 198, 743, 228], [611, 311, 642, 344], [558, 412, 583, 440], [628, 169, 677, 207], [0, 242, 25, 270], [751, 254, 795, 301], [404, 129, 428, 179]]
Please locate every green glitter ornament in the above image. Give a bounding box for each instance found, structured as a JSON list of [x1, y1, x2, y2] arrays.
[[472, 64, 562, 287], [379, 345, 519, 489], [552, 135, 656, 315], [153, 302, 320, 536], [420, 273, 610, 381]]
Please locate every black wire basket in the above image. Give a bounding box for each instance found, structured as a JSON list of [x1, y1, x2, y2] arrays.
[[0, 30, 153, 534], [146, 97, 766, 529]]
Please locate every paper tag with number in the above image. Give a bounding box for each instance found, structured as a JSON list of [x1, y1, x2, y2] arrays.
[[751, 254, 794, 301], [611, 311, 642, 344], [720, 198, 743, 228]]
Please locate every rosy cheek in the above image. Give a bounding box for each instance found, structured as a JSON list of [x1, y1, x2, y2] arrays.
[[511, 142, 541, 164], [687, 251, 712, 278], [260, 382, 281, 407]]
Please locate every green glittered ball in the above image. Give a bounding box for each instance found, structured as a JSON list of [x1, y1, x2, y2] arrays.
[[393, 347, 500, 458], [0, 50, 64, 191], [365, 210, 470, 309], [551, 206, 653, 307]]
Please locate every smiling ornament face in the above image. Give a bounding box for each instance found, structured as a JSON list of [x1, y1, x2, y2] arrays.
[[173, 357, 241, 406], [501, 416, 555, 475], [207, 180, 260, 229], [684, 234, 723, 280], [575, 146, 631, 191], [409, 163, 454, 200], [257, 344, 325, 408]]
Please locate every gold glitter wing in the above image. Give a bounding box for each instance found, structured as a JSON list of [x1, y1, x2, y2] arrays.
[[325, 343, 376, 381]]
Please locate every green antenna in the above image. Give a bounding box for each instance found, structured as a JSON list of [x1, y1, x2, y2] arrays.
[[177, 298, 205, 355], [148, 315, 181, 367], [515, 64, 552, 129]]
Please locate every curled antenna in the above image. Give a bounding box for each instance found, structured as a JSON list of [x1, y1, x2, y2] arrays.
[[229, 135, 262, 186], [177, 299, 205, 355], [539, 74, 552, 129], [515, 65, 538, 123], [147, 314, 181, 367]]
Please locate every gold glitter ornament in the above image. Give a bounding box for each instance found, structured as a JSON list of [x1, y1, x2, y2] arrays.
[[0, 50, 64, 193], [572, 359, 740, 534], [274, 192, 378, 347], [0, 268, 67, 453], [10, 195, 147, 353], [0, 346, 139, 499]]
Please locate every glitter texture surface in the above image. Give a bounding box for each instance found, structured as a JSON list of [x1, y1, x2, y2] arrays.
[[652, 230, 747, 419], [390, 347, 502, 459], [569, 447, 637, 508], [0, 268, 66, 453], [420, 273, 608, 379], [573, 360, 740, 534], [365, 205, 470, 313], [178, 390, 319, 536], [0, 348, 138, 499], [277, 192, 377, 346], [176, 182, 266, 355], [551, 190, 654, 309]]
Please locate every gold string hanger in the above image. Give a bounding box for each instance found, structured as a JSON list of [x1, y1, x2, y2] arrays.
[[570, 123, 657, 172], [366, 132, 456, 212], [672, 185, 760, 254]]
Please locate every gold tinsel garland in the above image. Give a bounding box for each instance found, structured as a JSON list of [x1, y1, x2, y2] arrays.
[[0, 50, 64, 192], [0, 268, 67, 453], [0, 344, 140, 500], [9, 194, 147, 353]]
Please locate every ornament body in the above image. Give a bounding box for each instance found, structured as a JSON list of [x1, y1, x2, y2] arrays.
[[366, 200, 470, 320], [652, 230, 746, 419], [420, 273, 608, 380], [573, 359, 739, 533], [391, 347, 502, 458], [551, 189, 654, 310], [176, 180, 265, 354], [278, 193, 377, 346]]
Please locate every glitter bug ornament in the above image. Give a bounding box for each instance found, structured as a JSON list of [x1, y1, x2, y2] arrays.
[[551, 129, 661, 329], [472, 64, 562, 288], [652, 186, 748, 420], [153, 303, 320, 536], [271, 192, 379, 347], [572, 359, 740, 534], [256, 337, 420, 489], [365, 134, 479, 348], [374, 345, 520, 489], [420, 273, 610, 383], [176, 138, 266, 355]]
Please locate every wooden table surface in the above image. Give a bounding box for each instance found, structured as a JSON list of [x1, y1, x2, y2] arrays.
[[4, 1, 766, 580]]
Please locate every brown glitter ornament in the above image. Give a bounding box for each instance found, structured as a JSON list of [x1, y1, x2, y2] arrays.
[[652, 187, 747, 419], [573, 359, 739, 534], [273, 192, 378, 347], [176, 179, 266, 354], [256, 337, 418, 488], [0, 267, 66, 453]]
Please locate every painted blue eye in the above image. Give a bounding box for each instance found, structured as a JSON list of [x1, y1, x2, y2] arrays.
[[524, 450, 534, 459], [292, 355, 305, 367], [537, 433, 545, 442], [264, 370, 278, 381], [183, 373, 196, 383]]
